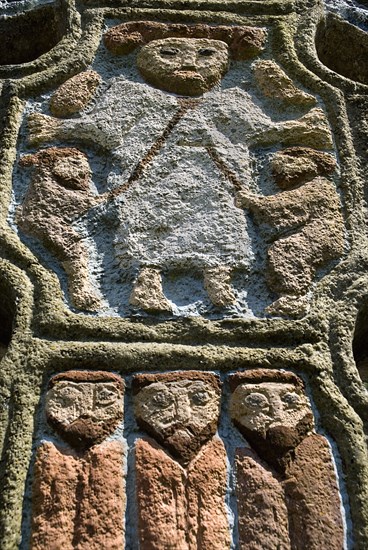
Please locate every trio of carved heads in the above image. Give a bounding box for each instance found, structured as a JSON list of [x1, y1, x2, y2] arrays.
[[45, 369, 314, 467]]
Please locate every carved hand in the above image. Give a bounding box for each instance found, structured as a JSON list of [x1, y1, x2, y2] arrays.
[[27, 113, 62, 145]]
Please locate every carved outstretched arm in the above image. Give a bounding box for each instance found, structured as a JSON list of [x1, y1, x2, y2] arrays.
[[236, 185, 310, 230], [249, 108, 333, 150], [27, 113, 121, 150]]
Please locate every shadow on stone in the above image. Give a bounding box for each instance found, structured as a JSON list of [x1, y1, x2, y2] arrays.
[[0, 4, 67, 66], [353, 300, 368, 389], [315, 13, 368, 85]]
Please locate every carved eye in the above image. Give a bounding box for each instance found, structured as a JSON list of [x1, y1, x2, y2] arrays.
[[55, 386, 83, 406], [191, 390, 211, 406], [198, 48, 217, 57], [160, 47, 180, 56], [96, 387, 119, 405], [243, 392, 269, 411], [282, 392, 302, 408], [151, 391, 173, 409]]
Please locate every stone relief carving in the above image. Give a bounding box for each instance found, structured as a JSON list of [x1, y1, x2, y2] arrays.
[[236, 147, 345, 316], [229, 369, 344, 549], [17, 147, 102, 311], [28, 368, 347, 549], [132, 372, 230, 549], [12, 20, 344, 318], [30, 371, 125, 550]]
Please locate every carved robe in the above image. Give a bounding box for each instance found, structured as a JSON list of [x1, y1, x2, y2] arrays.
[[135, 436, 230, 549]]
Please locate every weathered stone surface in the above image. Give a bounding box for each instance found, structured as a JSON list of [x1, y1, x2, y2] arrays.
[[137, 38, 230, 96], [130, 267, 172, 312], [253, 108, 333, 149], [133, 372, 221, 464], [31, 440, 125, 550], [135, 437, 230, 550], [17, 147, 101, 311], [271, 147, 336, 189], [50, 71, 101, 118], [104, 21, 266, 60], [230, 370, 314, 472], [203, 265, 236, 306], [284, 434, 344, 550], [235, 448, 291, 550], [316, 12, 368, 85], [46, 371, 124, 450], [253, 60, 316, 106], [237, 177, 345, 317]]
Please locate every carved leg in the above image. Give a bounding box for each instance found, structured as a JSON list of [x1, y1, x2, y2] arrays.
[[235, 448, 291, 550], [74, 442, 126, 550], [265, 233, 314, 318], [187, 438, 231, 549], [18, 218, 101, 311], [130, 267, 172, 312], [203, 266, 236, 307], [62, 250, 101, 312], [31, 442, 80, 550]]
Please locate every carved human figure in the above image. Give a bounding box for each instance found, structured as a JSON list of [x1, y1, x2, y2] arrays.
[[26, 22, 333, 313], [17, 147, 102, 311], [229, 369, 344, 550], [30, 371, 125, 550], [132, 371, 230, 549], [236, 147, 345, 317]]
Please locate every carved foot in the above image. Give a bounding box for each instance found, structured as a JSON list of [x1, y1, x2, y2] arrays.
[[266, 295, 309, 318], [130, 268, 172, 312], [203, 266, 236, 307], [70, 284, 102, 312]]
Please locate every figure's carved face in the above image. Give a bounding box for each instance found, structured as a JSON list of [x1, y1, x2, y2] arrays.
[[134, 379, 220, 463], [52, 155, 91, 190], [137, 37, 229, 96], [46, 380, 124, 450], [230, 382, 311, 432], [230, 380, 314, 471]]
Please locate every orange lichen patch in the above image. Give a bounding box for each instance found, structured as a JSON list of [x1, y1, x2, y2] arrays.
[[104, 21, 266, 60]]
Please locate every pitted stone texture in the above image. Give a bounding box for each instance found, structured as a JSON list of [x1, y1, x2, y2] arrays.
[[230, 381, 311, 433], [203, 265, 236, 306], [135, 437, 230, 550], [230, 371, 314, 472], [46, 371, 124, 450], [31, 440, 125, 550], [50, 71, 101, 118], [130, 267, 172, 312], [253, 108, 333, 149], [137, 38, 229, 96], [253, 60, 316, 106], [104, 21, 266, 60], [133, 371, 221, 464], [271, 147, 336, 189], [284, 434, 344, 550], [237, 177, 345, 317], [17, 147, 101, 311], [235, 448, 291, 550]]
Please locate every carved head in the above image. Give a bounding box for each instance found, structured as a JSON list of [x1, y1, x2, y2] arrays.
[[133, 371, 221, 464], [45, 371, 124, 451], [20, 147, 91, 191], [137, 38, 229, 96], [230, 370, 314, 471]]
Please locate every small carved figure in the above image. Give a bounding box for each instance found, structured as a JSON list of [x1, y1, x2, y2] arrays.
[[229, 369, 344, 550], [25, 22, 334, 313], [132, 371, 230, 549], [236, 147, 345, 316], [17, 147, 102, 311], [30, 371, 125, 550]]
